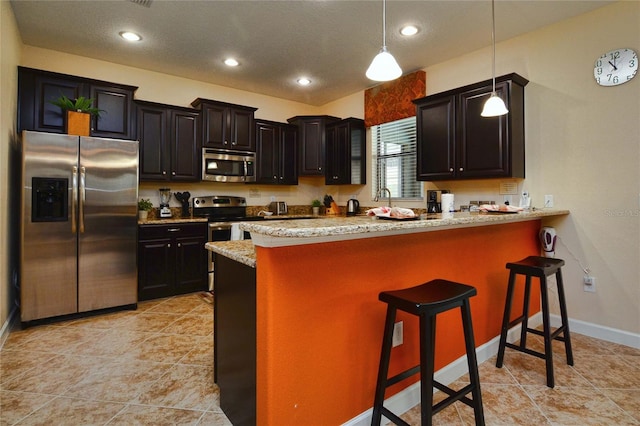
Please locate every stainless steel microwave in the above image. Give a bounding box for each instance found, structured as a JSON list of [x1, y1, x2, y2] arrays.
[[202, 148, 256, 183]]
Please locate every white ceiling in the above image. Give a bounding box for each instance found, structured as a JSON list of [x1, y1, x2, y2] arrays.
[[10, 0, 612, 106]]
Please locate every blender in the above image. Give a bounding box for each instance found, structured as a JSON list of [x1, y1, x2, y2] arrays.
[[159, 188, 172, 218]]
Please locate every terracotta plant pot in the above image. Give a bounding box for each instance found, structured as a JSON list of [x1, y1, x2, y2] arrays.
[[66, 110, 91, 136]]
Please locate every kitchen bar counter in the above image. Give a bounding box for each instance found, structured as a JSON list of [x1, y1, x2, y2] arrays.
[[208, 209, 570, 425]]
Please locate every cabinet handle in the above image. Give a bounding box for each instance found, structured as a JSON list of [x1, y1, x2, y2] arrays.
[[273, 175, 277, 179], [177, 243, 181, 248], [224, 140, 228, 145], [167, 228, 181, 232], [459, 167, 464, 172], [231, 141, 237, 145], [449, 168, 454, 172], [318, 167, 322, 171], [167, 243, 171, 248], [172, 171, 176, 176], [279, 176, 283, 180]]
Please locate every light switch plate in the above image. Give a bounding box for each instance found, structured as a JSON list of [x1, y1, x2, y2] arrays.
[[544, 195, 554, 208]]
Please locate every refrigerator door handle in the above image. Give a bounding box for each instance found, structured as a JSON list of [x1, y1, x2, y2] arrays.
[[79, 166, 86, 233], [72, 166, 78, 233]]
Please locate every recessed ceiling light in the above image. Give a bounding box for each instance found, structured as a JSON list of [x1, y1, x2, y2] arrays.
[[297, 77, 311, 86], [400, 25, 419, 36], [119, 31, 142, 42], [224, 58, 240, 67]]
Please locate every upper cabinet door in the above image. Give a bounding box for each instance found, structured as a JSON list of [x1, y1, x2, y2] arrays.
[[170, 110, 200, 181], [137, 103, 169, 181], [90, 85, 135, 140], [416, 95, 456, 181]]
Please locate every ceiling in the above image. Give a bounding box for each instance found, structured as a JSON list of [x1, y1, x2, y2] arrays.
[[10, 0, 612, 106]]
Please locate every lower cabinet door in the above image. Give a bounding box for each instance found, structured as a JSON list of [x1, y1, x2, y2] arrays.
[[174, 234, 208, 295], [138, 238, 174, 301]]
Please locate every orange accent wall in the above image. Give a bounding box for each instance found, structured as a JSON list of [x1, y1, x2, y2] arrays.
[[255, 220, 540, 424]]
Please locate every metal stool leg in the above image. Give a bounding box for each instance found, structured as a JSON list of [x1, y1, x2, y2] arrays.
[[372, 306, 397, 425]]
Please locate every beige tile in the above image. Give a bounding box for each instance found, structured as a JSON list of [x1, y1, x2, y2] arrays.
[[0, 390, 57, 425], [572, 352, 640, 389], [147, 294, 209, 315], [65, 309, 138, 330], [161, 314, 213, 337], [501, 351, 591, 387], [0, 349, 56, 385], [525, 385, 639, 425], [1, 354, 100, 394], [179, 336, 214, 367], [14, 396, 125, 425], [458, 383, 551, 426], [117, 312, 183, 332], [63, 358, 173, 402], [601, 388, 640, 422], [68, 329, 154, 358], [107, 404, 204, 425], [127, 333, 208, 363], [134, 364, 216, 411], [197, 410, 233, 426]]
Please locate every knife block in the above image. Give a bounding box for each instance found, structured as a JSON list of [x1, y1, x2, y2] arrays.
[[326, 201, 340, 215]]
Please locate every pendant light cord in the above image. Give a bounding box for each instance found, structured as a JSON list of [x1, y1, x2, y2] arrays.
[[382, 0, 387, 49], [491, 0, 496, 92]]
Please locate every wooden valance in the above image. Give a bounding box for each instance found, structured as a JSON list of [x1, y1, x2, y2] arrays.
[[364, 70, 426, 127]]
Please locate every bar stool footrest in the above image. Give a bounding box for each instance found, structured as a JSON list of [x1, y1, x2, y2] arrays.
[[385, 365, 421, 388], [505, 342, 547, 360], [379, 406, 411, 426], [432, 381, 477, 414]]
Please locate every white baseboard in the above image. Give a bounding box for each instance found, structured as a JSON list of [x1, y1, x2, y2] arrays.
[[0, 306, 19, 349], [343, 312, 640, 426]]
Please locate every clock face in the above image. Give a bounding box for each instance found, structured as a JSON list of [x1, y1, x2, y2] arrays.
[[594, 48, 638, 86]]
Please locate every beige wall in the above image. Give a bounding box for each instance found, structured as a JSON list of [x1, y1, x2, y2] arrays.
[[2, 1, 638, 337], [0, 0, 21, 340]]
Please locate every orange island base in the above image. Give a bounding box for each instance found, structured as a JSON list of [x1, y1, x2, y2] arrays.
[[208, 211, 569, 425]]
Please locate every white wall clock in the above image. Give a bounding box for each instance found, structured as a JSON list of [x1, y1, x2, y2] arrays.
[[594, 48, 638, 86]]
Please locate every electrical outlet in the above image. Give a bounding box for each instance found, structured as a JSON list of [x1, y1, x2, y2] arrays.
[[583, 275, 596, 292], [544, 195, 554, 208], [392, 321, 403, 347], [503, 195, 513, 205]]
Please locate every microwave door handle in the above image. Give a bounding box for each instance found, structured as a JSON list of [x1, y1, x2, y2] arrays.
[[79, 166, 86, 233], [71, 166, 78, 233]]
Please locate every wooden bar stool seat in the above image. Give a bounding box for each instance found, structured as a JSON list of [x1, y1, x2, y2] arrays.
[[371, 279, 485, 426]]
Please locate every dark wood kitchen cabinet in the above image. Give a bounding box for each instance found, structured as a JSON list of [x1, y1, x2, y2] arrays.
[[287, 115, 340, 176], [136, 100, 200, 182], [138, 223, 207, 301], [18, 67, 137, 139], [325, 117, 366, 185], [255, 119, 298, 185], [191, 98, 257, 151], [413, 73, 528, 181]]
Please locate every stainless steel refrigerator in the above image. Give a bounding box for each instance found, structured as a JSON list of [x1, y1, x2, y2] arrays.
[[20, 130, 139, 322]]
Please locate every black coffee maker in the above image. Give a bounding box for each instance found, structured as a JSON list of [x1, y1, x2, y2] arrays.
[[427, 190, 449, 213]]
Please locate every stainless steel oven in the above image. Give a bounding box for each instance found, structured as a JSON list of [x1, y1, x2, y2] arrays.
[[202, 148, 256, 183]]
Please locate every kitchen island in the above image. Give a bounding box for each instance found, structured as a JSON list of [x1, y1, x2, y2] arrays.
[[207, 209, 569, 425]]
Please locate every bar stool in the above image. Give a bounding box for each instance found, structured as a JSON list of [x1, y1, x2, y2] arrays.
[[496, 256, 573, 388], [371, 279, 484, 426]]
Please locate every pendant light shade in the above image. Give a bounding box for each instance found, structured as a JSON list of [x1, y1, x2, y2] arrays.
[[366, 0, 402, 82], [481, 0, 508, 117]]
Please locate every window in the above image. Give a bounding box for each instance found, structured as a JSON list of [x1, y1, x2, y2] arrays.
[[371, 116, 422, 200]]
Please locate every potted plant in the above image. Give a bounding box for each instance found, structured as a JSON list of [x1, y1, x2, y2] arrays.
[[50, 95, 104, 136], [311, 199, 322, 216], [138, 198, 153, 221]]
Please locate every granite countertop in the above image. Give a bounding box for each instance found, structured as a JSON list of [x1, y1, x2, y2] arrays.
[[205, 209, 569, 267], [206, 240, 256, 268], [138, 217, 209, 225], [242, 209, 570, 247]]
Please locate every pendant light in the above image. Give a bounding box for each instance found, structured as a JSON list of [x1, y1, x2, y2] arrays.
[[366, 0, 402, 81], [481, 0, 508, 117]]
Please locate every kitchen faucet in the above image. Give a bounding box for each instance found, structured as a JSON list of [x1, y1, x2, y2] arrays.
[[374, 187, 392, 207]]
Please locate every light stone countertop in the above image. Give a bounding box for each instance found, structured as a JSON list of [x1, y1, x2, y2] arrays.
[[206, 209, 569, 267], [206, 240, 256, 268], [242, 209, 569, 247], [138, 217, 208, 225]]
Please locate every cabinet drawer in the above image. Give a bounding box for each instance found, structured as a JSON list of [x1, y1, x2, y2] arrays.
[[139, 223, 206, 240]]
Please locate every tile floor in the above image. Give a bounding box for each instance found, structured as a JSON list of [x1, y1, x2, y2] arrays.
[[1, 293, 639, 425]]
